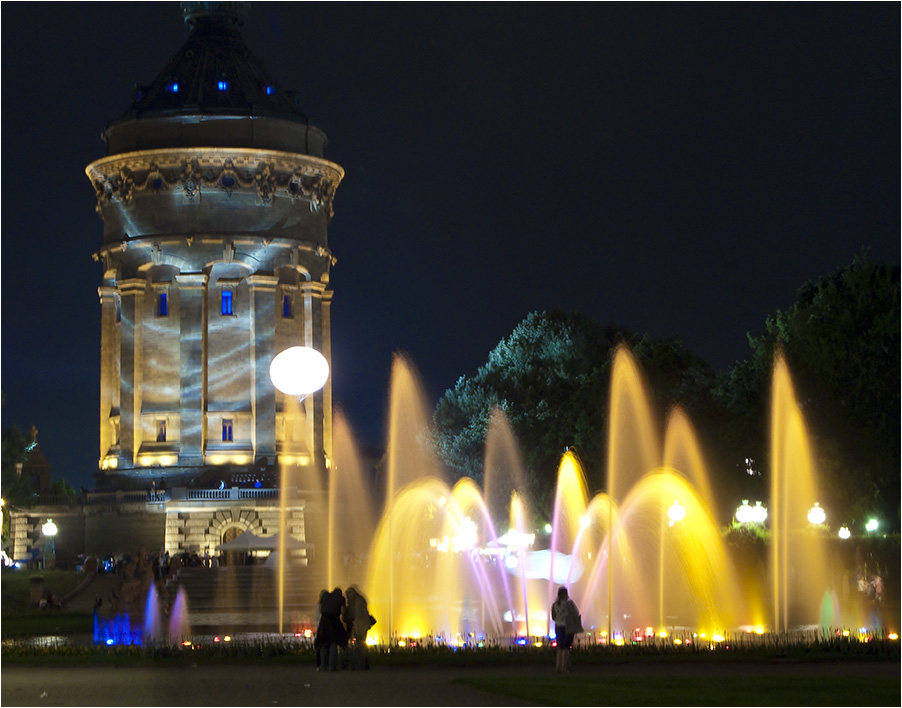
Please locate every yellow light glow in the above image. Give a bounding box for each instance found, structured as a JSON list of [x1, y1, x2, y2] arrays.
[[658, 630, 668, 638], [712, 634, 724, 642], [755, 627, 765, 635], [888, 633, 898, 640], [366, 635, 378, 646], [397, 640, 406, 647], [224, 635, 232, 642], [673, 638, 682, 645]]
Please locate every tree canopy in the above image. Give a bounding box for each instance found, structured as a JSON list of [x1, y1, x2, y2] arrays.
[[713, 257, 900, 529], [432, 310, 717, 519], [432, 258, 900, 531]]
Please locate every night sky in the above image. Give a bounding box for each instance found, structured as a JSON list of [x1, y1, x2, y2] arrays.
[[2, 3, 899, 491]]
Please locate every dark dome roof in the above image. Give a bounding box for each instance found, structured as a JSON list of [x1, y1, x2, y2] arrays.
[[115, 2, 309, 125]]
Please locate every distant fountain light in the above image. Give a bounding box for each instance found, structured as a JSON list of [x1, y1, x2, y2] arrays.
[[807, 503, 826, 525], [736, 500, 753, 524], [269, 346, 329, 397], [668, 501, 686, 524]]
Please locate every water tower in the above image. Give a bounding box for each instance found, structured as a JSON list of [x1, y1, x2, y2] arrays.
[[87, 2, 343, 490]]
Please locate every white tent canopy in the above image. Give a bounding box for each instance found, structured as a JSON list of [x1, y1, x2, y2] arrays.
[[215, 529, 313, 556]]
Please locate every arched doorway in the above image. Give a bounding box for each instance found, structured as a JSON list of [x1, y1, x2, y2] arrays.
[[220, 525, 244, 567]]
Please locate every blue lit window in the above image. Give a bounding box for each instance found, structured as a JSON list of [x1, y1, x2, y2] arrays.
[[282, 295, 293, 318], [265, 85, 274, 95], [221, 289, 233, 316], [156, 419, 167, 443], [158, 292, 168, 317], [222, 419, 233, 443], [169, 82, 179, 93], [217, 80, 229, 91]]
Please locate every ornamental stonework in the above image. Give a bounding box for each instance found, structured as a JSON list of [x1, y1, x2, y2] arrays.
[[86, 148, 344, 218]]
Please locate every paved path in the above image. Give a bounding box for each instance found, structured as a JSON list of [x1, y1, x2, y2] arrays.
[[2, 658, 898, 706], [1, 663, 537, 707]]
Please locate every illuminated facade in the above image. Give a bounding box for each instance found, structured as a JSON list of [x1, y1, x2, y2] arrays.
[[86, 3, 343, 487], [7, 4, 342, 576]]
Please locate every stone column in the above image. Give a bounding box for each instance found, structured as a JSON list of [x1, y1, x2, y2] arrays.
[[248, 274, 278, 463], [176, 273, 207, 468], [117, 278, 146, 469], [98, 286, 119, 467], [299, 281, 329, 472], [320, 289, 334, 469]]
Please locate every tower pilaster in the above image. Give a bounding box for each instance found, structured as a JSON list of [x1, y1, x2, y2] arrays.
[[248, 274, 279, 463], [176, 272, 208, 468]]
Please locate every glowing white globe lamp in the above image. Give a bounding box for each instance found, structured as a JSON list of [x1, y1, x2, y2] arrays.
[[42, 519, 58, 569], [668, 501, 686, 524], [838, 526, 851, 540], [807, 502, 826, 526], [751, 501, 768, 524], [269, 346, 329, 398], [736, 500, 753, 524]]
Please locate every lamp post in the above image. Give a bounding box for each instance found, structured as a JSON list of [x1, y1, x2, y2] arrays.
[[42, 519, 58, 569], [269, 346, 330, 636]]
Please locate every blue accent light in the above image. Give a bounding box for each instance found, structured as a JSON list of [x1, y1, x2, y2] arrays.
[[170, 82, 179, 93], [266, 85, 274, 95], [218, 80, 228, 91]]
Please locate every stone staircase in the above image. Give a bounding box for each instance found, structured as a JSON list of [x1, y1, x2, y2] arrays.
[[166, 564, 327, 633]]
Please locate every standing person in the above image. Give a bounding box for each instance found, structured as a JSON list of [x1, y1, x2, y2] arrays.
[[551, 586, 581, 674], [343, 585, 374, 670], [316, 587, 347, 671], [313, 589, 328, 670]]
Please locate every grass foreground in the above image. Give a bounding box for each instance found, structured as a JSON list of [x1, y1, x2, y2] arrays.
[[455, 670, 900, 707]]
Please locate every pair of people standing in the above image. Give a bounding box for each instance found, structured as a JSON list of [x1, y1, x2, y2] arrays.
[[315, 585, 374, 671], [551, 586, 582, 674]]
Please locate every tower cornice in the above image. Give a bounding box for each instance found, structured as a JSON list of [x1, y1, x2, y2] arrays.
[[86, 147, 344, 218]]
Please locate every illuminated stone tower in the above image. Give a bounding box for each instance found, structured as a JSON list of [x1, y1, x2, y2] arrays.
[[86, 3, 343, 488]]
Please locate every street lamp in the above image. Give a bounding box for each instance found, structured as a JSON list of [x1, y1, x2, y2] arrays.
[[838, 526, 851, 540], [269, 346, 329, 398], [736, 500, 768, 525], [865, 519, 878, 534], [42, 519, 58, 569], [807, 503, 826, 526]]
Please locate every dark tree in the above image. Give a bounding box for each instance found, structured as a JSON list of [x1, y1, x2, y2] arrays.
[[1, 424, 39, 543], [433, 310, 718, 521], [714, 257, 900, 530]]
